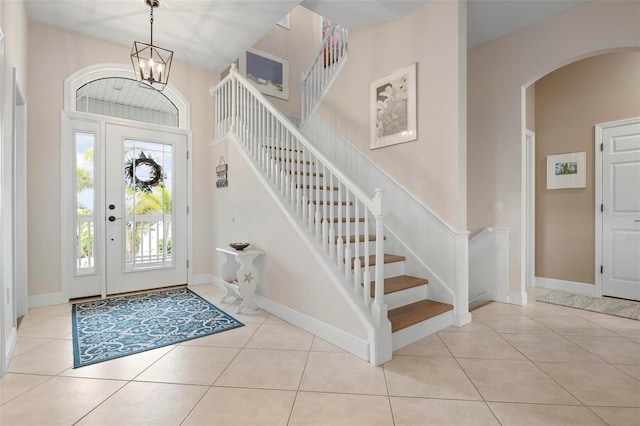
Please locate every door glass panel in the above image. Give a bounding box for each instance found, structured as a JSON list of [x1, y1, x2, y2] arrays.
[[75, 131, 96, 275], [123, 139, 173, 270]]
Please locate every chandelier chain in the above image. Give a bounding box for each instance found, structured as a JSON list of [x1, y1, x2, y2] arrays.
[[149, 3, 154, 46]]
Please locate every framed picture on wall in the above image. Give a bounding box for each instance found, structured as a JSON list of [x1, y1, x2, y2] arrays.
[[370, 63, 418, 149], [239, 48, 290, 100], [546, 151, 587, 189]]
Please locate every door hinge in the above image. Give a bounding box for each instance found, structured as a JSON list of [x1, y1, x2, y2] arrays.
[[187, 150, 190, 160], [187, 260, 190, 269], [600, 143, 603, 152], [601, 265, 603, 274], [601, 204, 604, 212], [187, 205, 190, 214]]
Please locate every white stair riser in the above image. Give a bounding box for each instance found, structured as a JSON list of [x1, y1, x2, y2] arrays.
[[350, 260, 404, 279], [392, 310, 453, 352], [334, 240, 378, 253], [314, 222, 373, 237], [385, 284, 428, 310]]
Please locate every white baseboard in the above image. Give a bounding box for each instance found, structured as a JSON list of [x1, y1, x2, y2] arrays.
[[3, 326, 17, 372], [493, 292, 509, 304], [508, 291, 528, 306], [453, 312, 472, 327], [29, 292, 68, 309], [210, 276, 228, 292], [535, 277, 596, 296], [253, 294, 369, 362]]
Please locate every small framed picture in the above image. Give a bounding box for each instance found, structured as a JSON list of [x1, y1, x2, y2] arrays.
[[547, 151, 587, 189], [239, 48, 289, 100]]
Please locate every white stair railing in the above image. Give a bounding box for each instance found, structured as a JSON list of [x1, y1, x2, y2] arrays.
[[301, 23, 348, 124], [211, 65, 390, 363]]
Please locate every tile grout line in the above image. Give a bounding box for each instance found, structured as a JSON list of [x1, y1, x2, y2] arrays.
[[285, 336, 315, 426]]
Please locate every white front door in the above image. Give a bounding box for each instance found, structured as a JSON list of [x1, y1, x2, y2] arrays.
[[602, 120, 640, 301], [105, 124, 188, 295], [68, 119, 188, 298]]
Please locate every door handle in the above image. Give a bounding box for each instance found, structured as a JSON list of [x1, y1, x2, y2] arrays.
[[108, 216, 122, 222], [635, 220, 640, 223]]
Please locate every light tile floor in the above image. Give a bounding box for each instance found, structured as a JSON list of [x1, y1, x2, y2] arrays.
[[1, 286, 639, 425]]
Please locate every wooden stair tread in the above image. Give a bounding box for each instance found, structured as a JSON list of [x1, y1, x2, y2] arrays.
[[310, 200, 352, 206], [350, 254, 405, 268], [388, 299, 453, 333], [322, 217, 365, 223], [264, 145, 303, 153], [368, 275, 429, 297], [274, 157, 312, 164], [298, 185, 339, 191], [336, 234, 378, 243], [289, 171, 323, 177]]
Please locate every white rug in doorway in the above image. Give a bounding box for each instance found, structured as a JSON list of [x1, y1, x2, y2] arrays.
[[538, 290, 639, 320]]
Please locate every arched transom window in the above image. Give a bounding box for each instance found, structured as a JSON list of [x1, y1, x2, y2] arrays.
[[76, 77, 178, 127]]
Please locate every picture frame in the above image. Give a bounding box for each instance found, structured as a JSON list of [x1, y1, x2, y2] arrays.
[[370, 63, 417, 149], [239, 48, 289, 100], [546, 151, 587, 189]]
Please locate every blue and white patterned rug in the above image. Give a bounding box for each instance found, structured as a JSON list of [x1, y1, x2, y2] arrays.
[[72, 287, 244, 368]]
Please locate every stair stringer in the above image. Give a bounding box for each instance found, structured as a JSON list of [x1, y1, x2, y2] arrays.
[[301, 114, 472, 328], [211, 132, 391, 364]]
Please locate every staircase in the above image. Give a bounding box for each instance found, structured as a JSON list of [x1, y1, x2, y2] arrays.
[[284, 139, 454, 351], [210, 23, 462, 364]]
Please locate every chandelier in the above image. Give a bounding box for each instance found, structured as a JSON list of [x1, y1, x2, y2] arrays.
[[130, 0, 173, 91]]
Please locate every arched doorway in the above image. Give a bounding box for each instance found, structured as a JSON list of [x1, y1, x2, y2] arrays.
[[522, 50, 640, 300]]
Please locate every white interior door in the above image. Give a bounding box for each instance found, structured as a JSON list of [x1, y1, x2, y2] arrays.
[[602, 121, 640, 301], [105, 124, 187, 295]]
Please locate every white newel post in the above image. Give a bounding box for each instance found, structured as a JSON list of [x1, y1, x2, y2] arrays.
[[369, 188, 391, 365], [453, 233, 472, 326], [372, 188, 385, 308]]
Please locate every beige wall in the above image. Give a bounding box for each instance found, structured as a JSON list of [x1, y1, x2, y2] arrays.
[[468, 1, 640, 296], [26, 20, 219, 297], [248, 5, 321, 118], [316, 1, 466, 230], [535, 51, 640, 284]]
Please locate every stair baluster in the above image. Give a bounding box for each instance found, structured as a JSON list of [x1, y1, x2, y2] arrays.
[[336, 183, 344, 271], [344, 191, 351, 280]]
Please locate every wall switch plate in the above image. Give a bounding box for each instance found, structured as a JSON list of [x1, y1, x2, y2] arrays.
[[491, 201, 502, 212]]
